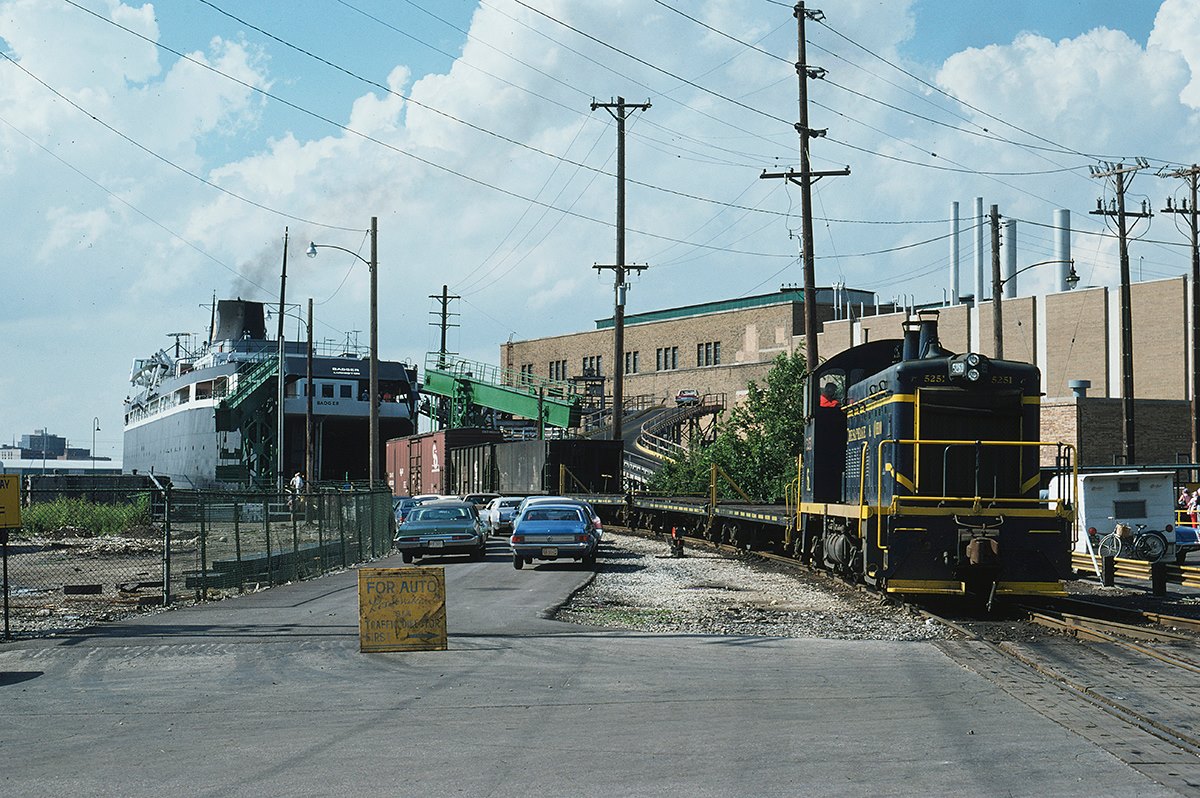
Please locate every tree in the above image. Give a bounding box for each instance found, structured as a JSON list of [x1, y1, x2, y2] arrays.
[[649, 350, 808, 502]]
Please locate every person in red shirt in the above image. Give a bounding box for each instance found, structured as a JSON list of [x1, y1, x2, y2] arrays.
[[819, 383, 841, 408]]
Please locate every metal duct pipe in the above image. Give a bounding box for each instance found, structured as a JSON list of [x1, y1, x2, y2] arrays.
[[1004, 219, 1017, 298], [950, 201, 960, 304], [974, 197, 986, 300], [1055, 209, 1072, 291]]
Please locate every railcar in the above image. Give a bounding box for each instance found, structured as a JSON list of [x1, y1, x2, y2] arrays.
[[792, 310, 1075, 600]]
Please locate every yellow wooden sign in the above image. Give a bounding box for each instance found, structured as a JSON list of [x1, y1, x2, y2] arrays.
[[358, 567, 447, 652], [0, 473, 20, 530]]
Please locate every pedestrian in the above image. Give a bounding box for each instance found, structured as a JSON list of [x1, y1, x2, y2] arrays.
[[1190, 490, 1199, 526], [289, 471, 305, 513]]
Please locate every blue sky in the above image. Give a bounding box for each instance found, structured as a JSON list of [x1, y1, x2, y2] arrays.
[[0, 0, 1193, 458]]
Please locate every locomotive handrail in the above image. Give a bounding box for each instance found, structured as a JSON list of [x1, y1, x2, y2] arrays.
[[876, 438, 1077, 517]]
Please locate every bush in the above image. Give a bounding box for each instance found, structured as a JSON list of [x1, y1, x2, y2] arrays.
[[21, 494, 152, 537]]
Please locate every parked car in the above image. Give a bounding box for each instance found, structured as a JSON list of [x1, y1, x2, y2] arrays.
[[462, 492, 500, 510], [393, 500, 487, 563], [510, 503, 598, 569], [483, 496, 524, 536], [675, 388, 701, 407], [393, 496, 418, 525], [517, 495, 603, 540]]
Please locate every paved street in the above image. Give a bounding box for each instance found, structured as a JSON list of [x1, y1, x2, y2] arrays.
[[1, 542, 1179, 797]]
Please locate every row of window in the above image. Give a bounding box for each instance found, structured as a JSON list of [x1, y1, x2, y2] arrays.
[[521, 341, 722, 380]]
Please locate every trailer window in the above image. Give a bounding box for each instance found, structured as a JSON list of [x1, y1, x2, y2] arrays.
[[1113, 500, 1146, 518], [1117, 480, 1139, 492]]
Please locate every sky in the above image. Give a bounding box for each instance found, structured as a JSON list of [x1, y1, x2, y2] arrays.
[[1, 0, 1196, 461]]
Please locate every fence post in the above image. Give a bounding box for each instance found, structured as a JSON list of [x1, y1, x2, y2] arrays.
[[369, 491, 378, 558], [263, 495, 272, 586], [357, 493, 365, 561], [198, 493, 208, 601], [316, 494, 325, 572], [2, 528, 10, 641], [163, 484, 173, 605], [1102, 555, 1115, 587], [291, 501, 300, 582], [234, 498, 243, 594], [338, 493, 347, 567]]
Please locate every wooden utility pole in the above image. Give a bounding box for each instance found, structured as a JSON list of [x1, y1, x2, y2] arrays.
[[428, 285, 460, 367], [1091, 160, 1151, 465], [592, 96, 650, 442], [760, 2, 848, 371], [1161, 165, 1200, 463], [990, 205, 1003, 359]]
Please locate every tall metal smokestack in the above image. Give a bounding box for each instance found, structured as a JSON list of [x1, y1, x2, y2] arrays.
[[974, 197, 985, 301], [949, 201, 960, 304], [1004, 219, 1017, 299], [1055, 209, 1071, 291]]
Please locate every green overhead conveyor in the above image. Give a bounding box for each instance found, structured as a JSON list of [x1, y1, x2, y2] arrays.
[[422, 353, 582, 429]]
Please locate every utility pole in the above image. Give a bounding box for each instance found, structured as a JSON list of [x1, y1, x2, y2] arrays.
[[1161, 164, 1200, 463], [1091, 160, 1152, 465], [760, 2, 849, 371], [428, 285, 460, 367], [306, 297, 314, 488], [591, 96, 650, 442], [276, 227, 288, 491], [990, 205, 1003, 358]]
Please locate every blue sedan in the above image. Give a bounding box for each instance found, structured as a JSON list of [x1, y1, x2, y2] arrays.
[[510, 504, 598, 570]]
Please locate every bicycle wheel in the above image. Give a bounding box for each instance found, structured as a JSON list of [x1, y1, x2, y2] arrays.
[[1132, 531, 1168, 562], [1097, 532, 1124, 558]]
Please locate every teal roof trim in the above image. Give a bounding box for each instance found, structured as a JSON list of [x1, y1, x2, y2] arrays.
[[595, 290, 803, 329]]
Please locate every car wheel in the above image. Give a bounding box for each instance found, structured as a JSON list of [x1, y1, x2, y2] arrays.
[[401, 552, 414, 564], [512, 553, 523, 570], [471, 544, 486, 561], [583, 552, 597, 567]]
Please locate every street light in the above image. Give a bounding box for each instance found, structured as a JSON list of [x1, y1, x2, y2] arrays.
[[993, 258, 1079, 358], [91, 417, 100, 481], [307, 216, 379, 488]]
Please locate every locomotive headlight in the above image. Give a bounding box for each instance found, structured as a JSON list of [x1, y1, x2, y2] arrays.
[[966, 353, 981, 367], [967, 368, 981, 382]]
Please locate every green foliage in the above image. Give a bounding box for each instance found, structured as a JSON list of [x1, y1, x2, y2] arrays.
[[20, 494, 152, 537], [649, 351, 808, 502]]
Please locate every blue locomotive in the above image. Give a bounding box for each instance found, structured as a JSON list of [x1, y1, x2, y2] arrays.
[[795, 310, 1075, 601]]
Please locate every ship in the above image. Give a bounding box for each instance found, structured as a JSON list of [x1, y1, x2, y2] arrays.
[[123, 298, 419, 488]]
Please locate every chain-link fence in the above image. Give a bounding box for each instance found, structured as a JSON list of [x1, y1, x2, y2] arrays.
[[1, 486, 394, 639]]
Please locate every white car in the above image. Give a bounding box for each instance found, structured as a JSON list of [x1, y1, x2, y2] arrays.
[[483, 496, 524, 536]]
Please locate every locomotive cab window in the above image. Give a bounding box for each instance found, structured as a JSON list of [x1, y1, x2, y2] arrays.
[[817, 372, 846, 409]]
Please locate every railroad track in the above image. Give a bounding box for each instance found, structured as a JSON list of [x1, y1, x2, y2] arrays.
[[615, 524, 1200, 793]]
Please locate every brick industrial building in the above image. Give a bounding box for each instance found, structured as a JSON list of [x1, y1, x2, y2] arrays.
[[502, 275, 1196, 467]]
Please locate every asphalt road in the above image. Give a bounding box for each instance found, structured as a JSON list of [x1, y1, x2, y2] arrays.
[[1, 539, 1181, 798]]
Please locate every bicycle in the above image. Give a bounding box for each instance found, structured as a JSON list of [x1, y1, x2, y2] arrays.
[[1096, 522, 1168, 561]]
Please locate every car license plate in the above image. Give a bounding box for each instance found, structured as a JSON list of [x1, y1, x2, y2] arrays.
[[541, 547, 558, 557], [428, 539, 444, 548]]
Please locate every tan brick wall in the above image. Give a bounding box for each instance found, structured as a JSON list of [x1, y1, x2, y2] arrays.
[[976, 296, 1037, 362], [859, 310, 907, 345], [503, 302, 798, 406], [1040, 397, 1192, 466], [1131, 277, 1187, 400], [1044, 287, 1107, 399], [936, 304, 971, 354]]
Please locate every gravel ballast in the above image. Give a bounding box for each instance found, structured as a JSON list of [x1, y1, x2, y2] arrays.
[[555, 531, 953, 640]]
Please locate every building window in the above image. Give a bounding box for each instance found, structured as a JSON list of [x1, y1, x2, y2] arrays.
[[582, 355, 603, 376], [548, 359, 567, 381], [697, 340, 721, 367], [656, 346, 678, 371], [322, 384, 334, 398], [519, 364, 535, 384], [625, 351, 639, 374], [340, 385, 352, 398]]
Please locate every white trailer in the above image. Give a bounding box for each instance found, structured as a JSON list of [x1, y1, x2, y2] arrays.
[[1047, 471, 1183, 564]]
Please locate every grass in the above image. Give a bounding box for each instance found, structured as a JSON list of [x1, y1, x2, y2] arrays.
[[19, 495, 152, 538]]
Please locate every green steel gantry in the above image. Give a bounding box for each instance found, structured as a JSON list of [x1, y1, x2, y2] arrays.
[[421, 353, 581, 430]]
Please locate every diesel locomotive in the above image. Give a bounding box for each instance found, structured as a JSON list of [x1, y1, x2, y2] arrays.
[[792, 310, 1075, 601]]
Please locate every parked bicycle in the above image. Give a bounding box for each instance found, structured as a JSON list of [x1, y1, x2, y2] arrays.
[[1096, 522, 1168, 562]]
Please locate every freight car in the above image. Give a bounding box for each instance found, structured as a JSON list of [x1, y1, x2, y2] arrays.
[[793, 310, 1074, 599]]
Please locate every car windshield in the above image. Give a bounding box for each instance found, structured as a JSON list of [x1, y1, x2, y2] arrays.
[[410, 506, 472, 522], [500, 499, 522, 509], [525, 508, 584, 522]]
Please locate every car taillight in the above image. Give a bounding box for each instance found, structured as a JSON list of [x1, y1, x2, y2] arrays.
[[511, 535, 524, 544], [577, 534, 590, 543]]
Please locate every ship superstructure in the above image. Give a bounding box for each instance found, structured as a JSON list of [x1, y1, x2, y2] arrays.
[[124, 299, 418, 487]]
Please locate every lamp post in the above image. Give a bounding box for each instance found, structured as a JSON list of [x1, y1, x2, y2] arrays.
[[91, 417, 100, 482], [307, 216, 379, 487], [993, 258, 1079, 358]]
